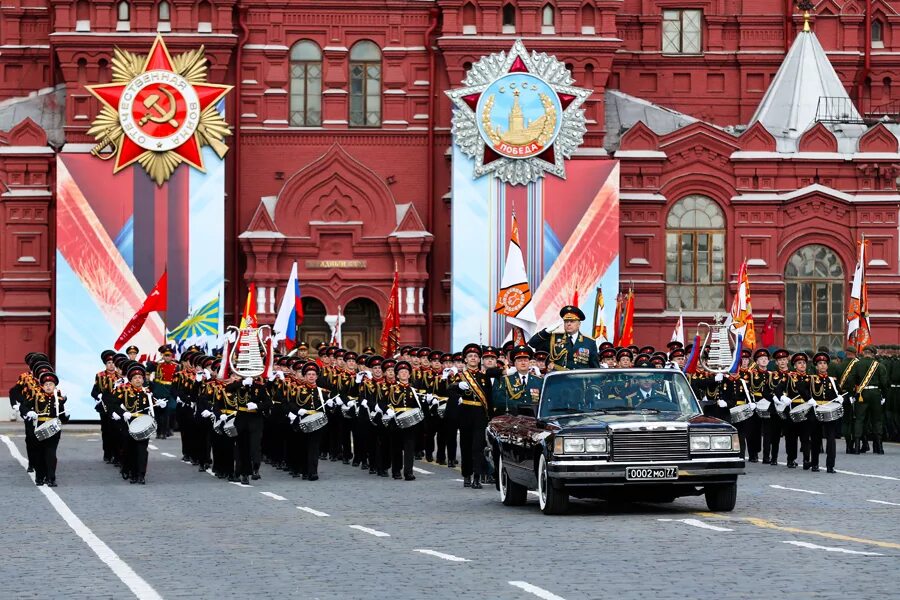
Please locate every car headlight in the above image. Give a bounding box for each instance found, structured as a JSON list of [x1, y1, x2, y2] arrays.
[[690, 435, 711, 451], [711, 434, 734, 451], [585, 438, 608, 454], [563, 438, 585, 453]]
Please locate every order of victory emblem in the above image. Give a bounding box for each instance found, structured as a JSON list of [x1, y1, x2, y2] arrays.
[[446, 40, 591, 185], [86, 35, 232, 185]]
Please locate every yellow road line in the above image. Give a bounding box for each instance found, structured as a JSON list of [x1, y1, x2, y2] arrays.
[[694, 512, 900, 550]]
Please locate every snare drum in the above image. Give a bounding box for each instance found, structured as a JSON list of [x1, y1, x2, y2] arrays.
[[34, 418, 61, 441], [222, 415, 238, 438], [128, 415, 157, 441], [395, 407, 424, 429], [437, 402, 446, 419], [815, 402, 844, 422], [298, 412, 328, 433], [789, 403, 812, 423], [755, 398, 771, 419], [729, 404, 754, 424]]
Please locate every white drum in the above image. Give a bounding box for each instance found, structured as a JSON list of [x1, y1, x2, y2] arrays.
[[298, 411, 328, 433], [815, 402, 844, 422], [395, 407, 425, 429], [729, 404, 754, 424], [790, 403, 813, 423], [34, 418, 61, 441], [755, 398, 771, 419], [128, 415, 157, 441]]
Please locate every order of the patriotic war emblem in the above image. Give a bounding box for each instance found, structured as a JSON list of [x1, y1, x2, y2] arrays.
[[446, 40, 591, 185], [85, 35, 232, 185]]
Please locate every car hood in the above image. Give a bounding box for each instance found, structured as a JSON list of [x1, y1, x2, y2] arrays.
[[549, 412, 731, 434]]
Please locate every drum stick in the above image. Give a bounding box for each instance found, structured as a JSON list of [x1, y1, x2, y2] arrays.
[[146, 388, 156, 418], [739, 378, 752, 404]]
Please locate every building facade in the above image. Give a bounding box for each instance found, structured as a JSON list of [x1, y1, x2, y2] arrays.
[[2, 0, 900, 389]]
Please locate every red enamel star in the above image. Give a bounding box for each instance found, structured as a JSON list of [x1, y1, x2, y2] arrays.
[[86, 35, 231, 175]]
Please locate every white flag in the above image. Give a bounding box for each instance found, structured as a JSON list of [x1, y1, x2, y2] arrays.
[[671, 312, 685, 347], [273, 262, 299, 343], [494, 215, 537, 338]]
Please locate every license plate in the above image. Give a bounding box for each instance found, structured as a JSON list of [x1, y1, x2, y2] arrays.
[[625, 466, 678, 481]]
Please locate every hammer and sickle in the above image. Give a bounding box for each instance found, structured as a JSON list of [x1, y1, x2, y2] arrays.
[[138, 87, 179, 128]]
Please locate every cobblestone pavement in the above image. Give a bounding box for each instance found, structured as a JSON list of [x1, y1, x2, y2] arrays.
[[1, 425, 898, 600]]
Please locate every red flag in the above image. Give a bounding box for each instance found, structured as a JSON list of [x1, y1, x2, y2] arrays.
[[380, 270, 401, 357], [511, 326, 526, 346], [761, 307, 775, 348], [619, 290, 635, 347], [240, 282, 258, 329], [571, 285, 579, 307], [114, 270, 168, 350], [684, 334, 701, 374], [613, 293, 623, 345]]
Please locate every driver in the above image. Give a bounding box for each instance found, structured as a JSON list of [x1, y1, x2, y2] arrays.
[[528, 305, 599, 371], [625, 374, 668, 407]]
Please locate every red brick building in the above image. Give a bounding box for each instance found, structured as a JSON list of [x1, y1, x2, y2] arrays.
[[2, 0, 900, 389]]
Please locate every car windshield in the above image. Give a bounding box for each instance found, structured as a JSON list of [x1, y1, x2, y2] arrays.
[[538, 369, 701, 419]]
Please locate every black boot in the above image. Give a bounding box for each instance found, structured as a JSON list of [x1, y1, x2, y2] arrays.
[[874, 439, 885, 455], [251, 471, 261, 480], [240, 475, 250, 485], [463, 476, 471, 487], [860, 438, 870, 453], [471, 475, 483, 489], [47, 479, 58, 487], [849, 438, 859, 454], [845, 438, 853, 454]]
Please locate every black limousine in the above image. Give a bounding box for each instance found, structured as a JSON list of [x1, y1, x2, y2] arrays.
[[487, 368, 745, 515]]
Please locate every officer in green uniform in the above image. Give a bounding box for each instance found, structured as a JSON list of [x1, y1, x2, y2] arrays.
[[885, 345, 900, 442], [528, 305, 600, 371], [835, 347, 859, 454], [844, 345, 890, 455], [492, 345, 542, 415]]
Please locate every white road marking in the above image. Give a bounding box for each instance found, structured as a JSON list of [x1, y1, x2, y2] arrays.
[[230, 481, 253, 487], [348, 525, 390, 537], [867, 499, 900, 507], [412, 467, 432, 475], [160, 452, 176, 458], [835, 469, 900, 482], [453, 478, 464, 482], [87, 438, 99, 442], [413, 549, 470, 562], [259, 491, 286, 501], [297, 506, 330, 517], [509, 581, 567, 600], [148, 444, 158, 450], [769, 484, 823, 495], [1, 435, 163, 600], [657, 518, 733, 532], [782, 540, 883, 556]]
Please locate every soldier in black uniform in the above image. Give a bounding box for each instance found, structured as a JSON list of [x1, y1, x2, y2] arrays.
[[21, 371, 68, 486], [115, 363, 165, 484], [808, 352, 840, 472], [452, 343, 492, 489], [438, 355, 461, 468], [91, 350, 120, 465], [774, 353, 811, 469], [528, 305, 600, 371], [225, 373, 271, 484], [381, 361, 420, 481]]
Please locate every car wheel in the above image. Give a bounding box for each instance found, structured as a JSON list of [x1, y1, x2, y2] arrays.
[[499, 456, 527, 506], [704, 482, 737, 512], [537, 454, 569, 515]]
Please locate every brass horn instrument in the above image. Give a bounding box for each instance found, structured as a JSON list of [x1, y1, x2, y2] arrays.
[[227, 324, 272, 378], [90, 131, 120, 161], [697, 314, 738, 374]]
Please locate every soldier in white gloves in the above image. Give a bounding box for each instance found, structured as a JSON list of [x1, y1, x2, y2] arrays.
[[113, 363, 154, 484], [224, 372, 271, 485]]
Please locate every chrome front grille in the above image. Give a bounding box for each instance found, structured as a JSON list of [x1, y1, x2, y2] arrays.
[[610, 430, 689, 462]]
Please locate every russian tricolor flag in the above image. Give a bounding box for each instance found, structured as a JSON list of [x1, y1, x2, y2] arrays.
[[273, 261, 303, 350]]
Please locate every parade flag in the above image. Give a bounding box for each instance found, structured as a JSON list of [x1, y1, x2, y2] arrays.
[[613, 292, 623, 345], [671, 311, 685, 347], [683, 333, 701, 374], [571, 285, 579, 308], [114, 270, 167, 350], [847, 239, 872, 350], [380, 269, 401, 357], [619, 290, 635, 347], [330, 305, 343, 346], [494, 214, 538, 338], [729, 261, 756, 349], [273, 262, 303, 349], [167, 295, 220, 342], [592, 287, 608, 341], [239, 282, 258, 329], [761, 307, 776, 348], [728, 334, 744, 374]]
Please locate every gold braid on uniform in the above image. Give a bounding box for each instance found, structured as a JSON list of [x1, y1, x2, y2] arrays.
[[547, 333, 568, 368], [811, 375, 827, 399], [504, 378, 526, 402]]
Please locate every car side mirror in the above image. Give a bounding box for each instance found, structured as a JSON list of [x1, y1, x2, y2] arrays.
[[516, 404, 536, 417]]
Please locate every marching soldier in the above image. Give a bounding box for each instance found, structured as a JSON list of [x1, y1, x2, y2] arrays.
[[774, 353, 811, 469], [844, 345, 890, 455], [836, 347, 860, 453], [114, 363, 166, 484], [451, 343, 492, 489], [21, 371, 67, 486], [150, 345, 179, 439], [91, 350, 120, 465], [528, 305, 600, 371], [287, 362, 326, 481], [809, 352, 840, 473], [381, 361, 420, 481], [438, 357, 461, 469], [225, 372, 271, 484]]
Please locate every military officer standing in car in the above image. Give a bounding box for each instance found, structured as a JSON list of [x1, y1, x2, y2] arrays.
[[528, 305, 600, 371]]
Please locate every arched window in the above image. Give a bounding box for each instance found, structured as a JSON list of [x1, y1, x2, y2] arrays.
[[198, 0, 212, 32], [116, 1, 130, 30], [581, 3, 596, 34], [502, 3, 516, 33], [542, 3, 556, 33], [784, 245, 844, 352], [872, 20, 884, 47], [665, 195, 726, 310], [158, 1, 170, 21], [462, 2, 477, 34], [289, 41, 322, 127], [349, 41, 382, 127]]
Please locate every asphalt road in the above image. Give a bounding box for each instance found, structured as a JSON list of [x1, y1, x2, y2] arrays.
[[1, 425, 898, 600]]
